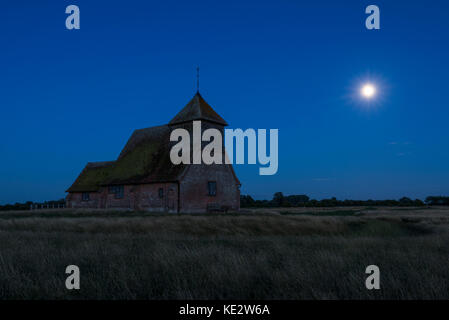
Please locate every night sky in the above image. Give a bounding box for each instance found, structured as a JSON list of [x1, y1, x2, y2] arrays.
[[1, 0, 448, 204]]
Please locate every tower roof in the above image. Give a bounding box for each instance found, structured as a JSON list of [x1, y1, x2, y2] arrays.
[[169, 93, 228, 126]]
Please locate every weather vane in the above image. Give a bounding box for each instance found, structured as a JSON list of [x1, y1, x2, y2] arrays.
[[196, 66, 200, 93]]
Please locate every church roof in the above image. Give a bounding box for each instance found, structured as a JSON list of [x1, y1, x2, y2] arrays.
[[66, 161, 115, 192], [66, 125, 187, 192], [66, 93, 235, 193], [169, 92, 228, 126]]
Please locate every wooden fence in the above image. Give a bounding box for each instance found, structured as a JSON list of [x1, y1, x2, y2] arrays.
[[30, 203, 66, 210]]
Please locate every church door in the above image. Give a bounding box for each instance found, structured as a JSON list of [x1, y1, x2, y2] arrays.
[[166, 188, 176, 212]]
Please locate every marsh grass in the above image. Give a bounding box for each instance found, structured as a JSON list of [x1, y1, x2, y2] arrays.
[[0, 207, 448, 300], [279, 210, 360, 217]]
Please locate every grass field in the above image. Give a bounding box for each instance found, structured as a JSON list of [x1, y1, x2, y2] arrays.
[[0, 206, 448, 300]]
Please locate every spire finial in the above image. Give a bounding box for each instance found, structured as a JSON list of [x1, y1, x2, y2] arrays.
[[196, 65, 200, 93]]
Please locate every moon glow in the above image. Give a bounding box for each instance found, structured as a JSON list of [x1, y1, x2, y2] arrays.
[[361, 83, 376, 99]]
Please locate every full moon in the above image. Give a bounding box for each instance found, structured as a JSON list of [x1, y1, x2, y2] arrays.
[[361, 83, 376, 99]]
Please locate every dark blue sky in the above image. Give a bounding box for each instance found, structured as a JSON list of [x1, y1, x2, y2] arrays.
[[1, 0, 448, 204]]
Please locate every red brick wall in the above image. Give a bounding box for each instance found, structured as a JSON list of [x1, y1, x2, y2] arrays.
[[66, 192, 102, 209], [132, 183, 178, 212], [67, 183, 179, 212], [179, 163, 240, 213], [170, 120, 240, 213]]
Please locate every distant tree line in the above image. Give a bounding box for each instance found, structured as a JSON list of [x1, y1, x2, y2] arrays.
[[425, 196, 449, 206], [2, 195, 449, 211], [241, 193, 449, 208], [0, 200, 65, 211]]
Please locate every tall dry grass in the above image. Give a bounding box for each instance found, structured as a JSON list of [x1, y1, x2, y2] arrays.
[[0, 207, 448, 299]]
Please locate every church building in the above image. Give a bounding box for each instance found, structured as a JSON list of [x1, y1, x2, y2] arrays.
[[66, 93, 241, 213]]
